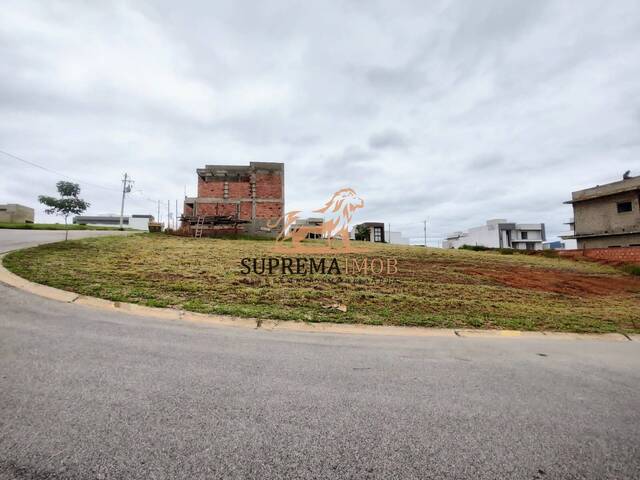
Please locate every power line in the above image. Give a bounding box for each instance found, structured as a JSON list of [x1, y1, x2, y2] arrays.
[[387, 221, 425, 228], [0, 149, 121, 192], [131, 190, 161, 204]]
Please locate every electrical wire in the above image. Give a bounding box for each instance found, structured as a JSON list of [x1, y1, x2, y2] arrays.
[[0, 149, 121, 192]]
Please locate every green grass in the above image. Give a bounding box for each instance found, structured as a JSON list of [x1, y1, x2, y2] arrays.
[[0, 222, 133, 231], [4, 234, 640, 333], [621, 264, 640, 276]]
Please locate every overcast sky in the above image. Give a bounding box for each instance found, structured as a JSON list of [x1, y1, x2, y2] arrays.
[[1, 0, 639, 244]]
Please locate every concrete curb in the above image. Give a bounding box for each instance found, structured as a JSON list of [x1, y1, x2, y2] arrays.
[[454, 329, 630, 342], [0, 252, 634, 341]]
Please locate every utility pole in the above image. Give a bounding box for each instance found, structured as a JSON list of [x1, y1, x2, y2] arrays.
[[157, 200, 160, 223], [175, 199, 178, 229], [167, 200, 170, 230], [423, 219, 427, 248], [119, 173, 134, 230], [388, 223, 391, 244]]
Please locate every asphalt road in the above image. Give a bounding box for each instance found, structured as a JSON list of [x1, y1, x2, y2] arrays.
[[1, 232, 639, 479], [0, 229, 134, 254]]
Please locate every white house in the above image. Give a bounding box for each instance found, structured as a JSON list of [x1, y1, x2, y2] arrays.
[[73, 214, 154, 230], [443, 219, 546, 250], [387, 230, 411, 245]]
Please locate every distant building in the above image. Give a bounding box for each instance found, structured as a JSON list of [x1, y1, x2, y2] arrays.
[[561, 172, 640, 248], [182, 162, 284, 236], [443, 219, 546, 250], [353, 222, 386, 243], [557, 219, 578, 250], [387, 230, 410, 245], [543, 241, 566, 250], [0, 204, 34, 224], [73, 214, 154, 230], [291, 217, 324, 239]]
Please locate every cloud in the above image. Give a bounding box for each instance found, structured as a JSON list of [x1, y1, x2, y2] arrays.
[[1, 0, 640, 245], [368, 129, 409, 150], [467, 154, 505, 171]]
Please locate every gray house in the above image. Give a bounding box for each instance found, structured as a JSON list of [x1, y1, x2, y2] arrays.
[[0, 204, 34, 224], [353, 222, 386, 243], [562, 172, 640, 248]]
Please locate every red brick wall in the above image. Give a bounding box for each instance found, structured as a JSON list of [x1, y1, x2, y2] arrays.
[[198, 203, 239, 216], [192, 165, 283, 230], [198, 178, 224, 197], [197, 201, 276, 220], [228, 181, 251, 198], [239, 202, 252, 219], [256, 203, 283, 218], [197, 178, 253, 199], [558, 247, 640, 264], [255, 173, 282, 199], [195, 172, 282, 221]]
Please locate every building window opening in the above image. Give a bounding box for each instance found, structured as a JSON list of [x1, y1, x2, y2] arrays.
[[617, 201, 632, 213], [374, 227, 383, 242], [521, 231, 528, 240]]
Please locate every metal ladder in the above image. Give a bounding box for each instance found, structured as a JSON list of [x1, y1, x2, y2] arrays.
[[194, 216, 205, 238]]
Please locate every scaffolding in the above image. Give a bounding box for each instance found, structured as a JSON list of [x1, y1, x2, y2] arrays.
[[179, 214, 251, 238]]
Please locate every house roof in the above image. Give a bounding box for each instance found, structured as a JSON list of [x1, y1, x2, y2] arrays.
[[564, 175, 640, 204]]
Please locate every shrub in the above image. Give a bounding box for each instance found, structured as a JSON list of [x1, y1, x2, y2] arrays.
[[460, 244, 491, 251], [621, 264, 640, 276]]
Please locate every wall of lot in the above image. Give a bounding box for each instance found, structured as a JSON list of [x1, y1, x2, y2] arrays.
[[576, 233, 640, 249], [558, 246, 640, 264]]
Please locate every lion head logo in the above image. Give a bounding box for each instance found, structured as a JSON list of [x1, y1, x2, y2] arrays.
[[269, 188, 364, 252]]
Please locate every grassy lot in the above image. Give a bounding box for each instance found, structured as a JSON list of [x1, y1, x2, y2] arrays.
[[0, 222, 132, 230], [4, 234, 640, 333]]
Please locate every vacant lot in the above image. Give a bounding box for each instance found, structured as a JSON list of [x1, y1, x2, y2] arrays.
[[4, 234, 640, 332]]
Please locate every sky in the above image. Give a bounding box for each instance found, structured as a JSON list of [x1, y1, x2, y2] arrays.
[[1, 0, 639, 245]]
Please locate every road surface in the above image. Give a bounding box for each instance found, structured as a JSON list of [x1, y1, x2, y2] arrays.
[[0, 229, 135, 254], [1, 231, 639, 479]]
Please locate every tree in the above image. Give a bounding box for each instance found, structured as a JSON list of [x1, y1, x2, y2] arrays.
[[354, 224, 370, 241], [39, 181, 90, 241]]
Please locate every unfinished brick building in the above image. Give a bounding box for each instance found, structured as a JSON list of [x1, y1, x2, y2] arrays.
[[181, 162, 284, 236]]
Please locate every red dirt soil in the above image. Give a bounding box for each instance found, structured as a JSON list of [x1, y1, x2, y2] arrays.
[[464, 266, 640, 296]]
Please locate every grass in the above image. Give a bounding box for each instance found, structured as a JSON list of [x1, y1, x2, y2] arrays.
[[621, 264, 640, 276], [3, 234, 640, 333], [0, 222, 133, 231]]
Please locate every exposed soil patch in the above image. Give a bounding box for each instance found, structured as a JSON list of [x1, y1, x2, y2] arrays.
[[465, 266, 640, 296]]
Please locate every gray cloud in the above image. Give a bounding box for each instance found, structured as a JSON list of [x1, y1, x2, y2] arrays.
[[1, 0, 639, 244], [467, 153, 506, 171], [368, 129, 409, 150]]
